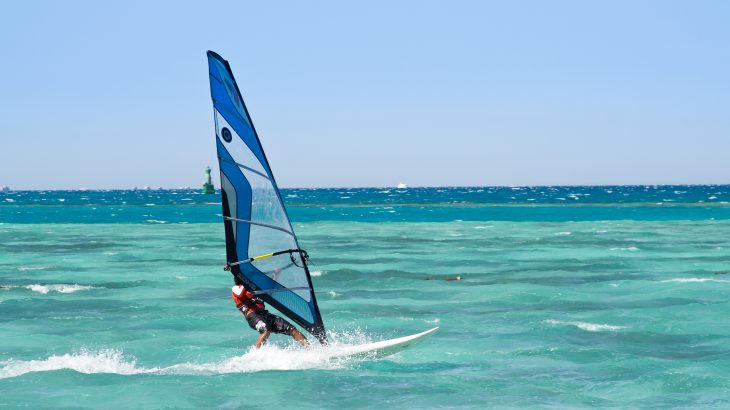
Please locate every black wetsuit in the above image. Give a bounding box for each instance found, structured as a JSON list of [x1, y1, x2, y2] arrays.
[[245, 309, 294, 334]]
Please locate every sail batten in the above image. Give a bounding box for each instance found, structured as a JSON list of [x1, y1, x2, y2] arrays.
[[207, 51, 326, 343], [217, 156, 272, 181], [222, 216, 295, 237]]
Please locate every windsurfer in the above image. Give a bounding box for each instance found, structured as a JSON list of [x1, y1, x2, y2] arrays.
[[231, 277, 310, 348]]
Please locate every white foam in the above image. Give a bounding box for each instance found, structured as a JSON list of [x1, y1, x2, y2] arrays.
[[661, 278, 730, 283], [162, 347, 342, 375], [573, 322, 625, 332], [24, 284, 96, 294], [145, 220, 168, 224], [0, 332, 377, 379], [310, 270, 324, 277], [0, 349, 152, 379], [545, 319, 625, 332], [609, 246, 639, 252], [328, 291, 338, 297], [554, 231, 571, 236], [17, 266, 48, 271]]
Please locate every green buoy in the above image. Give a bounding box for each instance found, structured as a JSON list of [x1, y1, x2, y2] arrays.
[[202, 166, 215, 194]]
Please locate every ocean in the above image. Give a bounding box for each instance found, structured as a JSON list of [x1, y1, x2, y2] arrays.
[[1, 186, 729, 408]]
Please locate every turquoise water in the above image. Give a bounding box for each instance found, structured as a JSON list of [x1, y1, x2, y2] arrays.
[[2, 187, 730, 408]]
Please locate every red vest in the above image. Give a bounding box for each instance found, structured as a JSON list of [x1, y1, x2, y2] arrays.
[[232, 285, 264, 316]]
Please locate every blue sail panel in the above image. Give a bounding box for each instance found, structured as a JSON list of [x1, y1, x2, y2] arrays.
[[207, 51, 325, 341]]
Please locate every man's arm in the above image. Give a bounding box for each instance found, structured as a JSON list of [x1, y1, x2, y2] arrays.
[[255, 330, 270, 349]]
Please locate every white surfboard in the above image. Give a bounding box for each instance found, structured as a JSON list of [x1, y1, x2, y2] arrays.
[[331, 327, 439, 359]]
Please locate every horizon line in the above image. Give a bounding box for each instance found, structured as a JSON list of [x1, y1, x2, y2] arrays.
[[2, 183, 730, 192]]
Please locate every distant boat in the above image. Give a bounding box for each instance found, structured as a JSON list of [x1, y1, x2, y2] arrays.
[[0, 186, 10, 193], [397, 183, 408, 189]]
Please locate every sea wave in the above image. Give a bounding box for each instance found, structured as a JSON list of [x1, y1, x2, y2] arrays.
[[17, 266, 48, 271], [545, 319, 625, 332], [609, 246, 640, 252], [2, 284, 98, 294], [28, 284, 96, 294], [660, 278, 730, 283]]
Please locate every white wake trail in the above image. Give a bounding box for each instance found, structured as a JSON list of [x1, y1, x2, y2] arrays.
[[0, 332, 377, 379], [0, 349, 156, 380]]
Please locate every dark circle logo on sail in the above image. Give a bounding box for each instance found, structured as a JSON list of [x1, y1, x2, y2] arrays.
[[221, 127, 232, 143]]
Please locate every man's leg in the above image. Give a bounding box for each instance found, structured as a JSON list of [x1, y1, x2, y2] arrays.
[[289, 328, 310, 347], [263, 312, 310, 348]]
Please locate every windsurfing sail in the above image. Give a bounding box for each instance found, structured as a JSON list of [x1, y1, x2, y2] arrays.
[[206, 51, 326, 343]]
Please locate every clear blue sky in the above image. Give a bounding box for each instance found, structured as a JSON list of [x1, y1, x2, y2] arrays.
[[1, 0, 728, 189]]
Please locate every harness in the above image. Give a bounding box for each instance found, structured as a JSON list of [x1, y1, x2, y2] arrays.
[[237, 296, 264, 312], [232, 285, 264, 316]]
